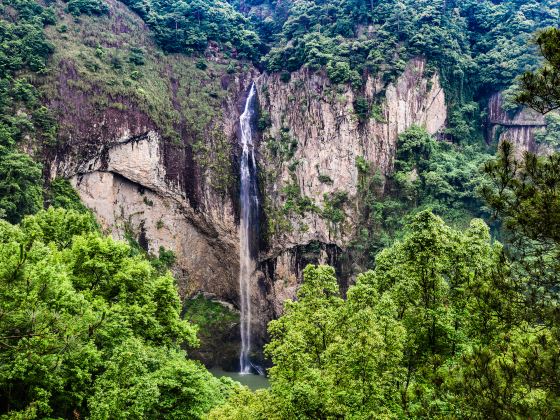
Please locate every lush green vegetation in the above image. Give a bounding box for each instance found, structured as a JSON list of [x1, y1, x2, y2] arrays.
[[118, 0, 261, 59], [183, 295, 239, 350], [0, 208, 235, 418], [250, 0, 557, 106], [65, 0, 108, 17], [1, 0, 560, 417], [212, 207, 560, 418], [117, 0, 556, 97], [516, 27, 560, 114], [0, 6, 243, 417], [0, 0, 54, 223], [351, 125, 491, 268]]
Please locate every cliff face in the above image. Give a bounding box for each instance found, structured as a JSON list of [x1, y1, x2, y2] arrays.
[[46, 0, 259, 310], [43, 0, 448, 366], [257, 58, 445, 249], [253, 58, 446, 324], [487, 92, 547, 153], [51, 64, 254, 303]]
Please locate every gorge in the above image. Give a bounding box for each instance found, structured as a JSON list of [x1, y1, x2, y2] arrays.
[[1, 0, 559, 417]]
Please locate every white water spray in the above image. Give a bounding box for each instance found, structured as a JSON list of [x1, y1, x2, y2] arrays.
[[239, 83, 258, 374]]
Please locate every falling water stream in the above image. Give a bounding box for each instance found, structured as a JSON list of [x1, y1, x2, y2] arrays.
[[238, 83, 259, 374]]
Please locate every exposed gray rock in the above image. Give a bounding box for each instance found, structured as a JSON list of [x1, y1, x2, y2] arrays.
[[487, 92, 547, 154], [59, 57, 447, 362]]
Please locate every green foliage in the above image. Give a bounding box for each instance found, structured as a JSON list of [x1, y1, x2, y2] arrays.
[[395, 125, 434, 171], [355, 155, 370, 174], [265, 127, 298, 161], [321, 191, 347, 232], [184, 295, 238, 330], [279, 71, 290, 83], [261, 264, 402, 418], [326, 60, 358, 86], [281, 180, 317, 216], [351, 126, 491, 269], [516, 27, 560, 114], [150, 246, 177, 273], [43, 0, 240, 149], [207, 387, 280, 420], [118, 0, 261, 59], [481, 141, 560, 319], [370, 103, 385, 122], [45, 178, 90, 213], [317, 174, 333, 185], [256, 0, 555, 94], [216, 211, 558, 417], [257, 110, 271, 131], [65, 0, 108, 17], [88, 337, 228, 419], [196, 59, 208, 70], [0, 0, 62, 225], [183, 295, 239, 346], [242, 0, 557, 149], [0, 147, 42, 224], [536, 113, 560, 150], [352, 96, 370, 122], [0, 208, 230, 418], [128, 47, 145, 66]]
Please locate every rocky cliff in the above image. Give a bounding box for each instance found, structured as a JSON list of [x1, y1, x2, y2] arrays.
[[45, 0, 258, 308], [43, 0, 448, 367], [254, 58, 447, 322], [487, 92, 547, 153]]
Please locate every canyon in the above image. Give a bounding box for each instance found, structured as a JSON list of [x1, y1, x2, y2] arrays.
[[42, 0, 549, 369]]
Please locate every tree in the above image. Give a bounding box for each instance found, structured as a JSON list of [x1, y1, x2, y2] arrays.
[[213, 211, 525, 418], [481, 141, 560, 321], [0, 208, 230, 418], [482, 26, 560, 319], [516, 28, 560, 114], [0, 147, 42, 224]]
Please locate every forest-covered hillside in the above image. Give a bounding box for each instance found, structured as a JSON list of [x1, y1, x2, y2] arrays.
[[0, 0, 560, 418]]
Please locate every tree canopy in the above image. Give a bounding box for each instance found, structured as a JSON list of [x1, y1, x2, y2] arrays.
[[0, 208, 234, 418], [516, 27, 560, 114], [211, 210, 560, 418]]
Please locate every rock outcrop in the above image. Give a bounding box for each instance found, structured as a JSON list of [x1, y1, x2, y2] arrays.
[[487, 92, 547, 153], [68, 132, 240, 300], [44, 0, 448, 365], [254, 58, 447, 325], [257, 58, 445, 249]]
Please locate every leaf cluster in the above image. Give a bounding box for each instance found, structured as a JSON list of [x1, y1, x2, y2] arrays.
[[0, 208, 231, 418]]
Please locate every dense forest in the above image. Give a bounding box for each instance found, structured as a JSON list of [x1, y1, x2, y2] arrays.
[[1, 0, 560, 418]]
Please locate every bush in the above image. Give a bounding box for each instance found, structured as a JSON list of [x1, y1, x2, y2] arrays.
[[280, 71, 291, 83], [0, 148, 42, 224], [327, 60, 352, 84], [353, 96, 370, 122], [128, 47, 145, 65], [66, 0, 109, 16]]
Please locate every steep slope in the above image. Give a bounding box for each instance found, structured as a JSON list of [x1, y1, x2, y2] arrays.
[[35, 0, 555, 369], [254, 58, 446, 319], [44, 0, 256, 304], [39, 0, 451, 365]]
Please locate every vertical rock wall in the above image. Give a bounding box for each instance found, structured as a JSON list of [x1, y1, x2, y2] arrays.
[[249, 58, 447, 347], [257, 58, 446, 252], [487, 92, 547, 154]]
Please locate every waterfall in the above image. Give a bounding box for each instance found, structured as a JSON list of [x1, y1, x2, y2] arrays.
[[239, 83, 258, 374]]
